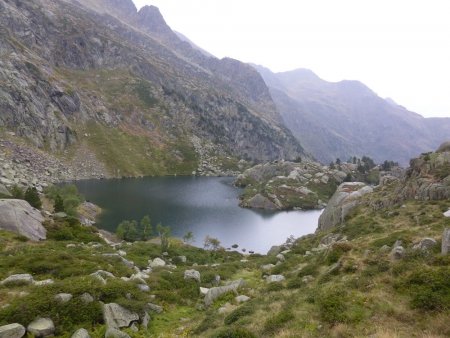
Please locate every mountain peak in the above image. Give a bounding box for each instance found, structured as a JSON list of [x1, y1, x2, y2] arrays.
[[136, 5, 172, 36]]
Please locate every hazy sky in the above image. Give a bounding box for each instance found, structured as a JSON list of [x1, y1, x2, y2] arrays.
[[132, 0, 450, 118]]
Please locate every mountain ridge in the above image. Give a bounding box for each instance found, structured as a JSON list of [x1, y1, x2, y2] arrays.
[[0, 0, 305, 179], [254, 64, 450, 165]]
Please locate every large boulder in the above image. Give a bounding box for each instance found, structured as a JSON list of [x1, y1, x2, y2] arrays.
[[0, 199, 46, 240], [204, 279, 245, 307], [184, 269, 201, 283], [318, 182, 373, 231], [148, 258, 165, 268], [0, 323, 26, 338], [1, 274, 34, 287], [27, 318, 55, 337], [102, 303, 139, 329]]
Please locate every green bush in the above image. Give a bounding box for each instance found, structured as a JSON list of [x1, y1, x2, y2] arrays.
[[286, 278, 304, 289], [0, 284, 102, 334], [399, 267, 450, 311], [45, 184, 82, 216], [316, 287, 366, 324], [317, 288, 348, 324], [266, 282, 284, 292], [325, 242, 352, 265], [45, 220, 100, 243], [224, 303, 255, 325], [153, 271, 199, 304], [9, 185, 24, 199], [24, 187, 41, 209], [211, 327, 256, 338], [262, 309, 294, 335]]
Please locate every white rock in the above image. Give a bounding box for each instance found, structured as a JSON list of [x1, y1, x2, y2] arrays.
[[148, 258, 166, 268], [1, 274, 34, 287], [184, 269, 201, 283], [71, 328, 91, 338], [0, 323, 26, 338], [266, 275, 285, 283], [27, 318, 55, 337], [54, 293, 73, 303], [235, 295, 250, 303], [33, 279, 54, 286]]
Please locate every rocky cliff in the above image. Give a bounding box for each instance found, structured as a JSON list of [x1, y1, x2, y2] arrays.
[[0, 0, 305, 178], [318, 141, 450, 230]]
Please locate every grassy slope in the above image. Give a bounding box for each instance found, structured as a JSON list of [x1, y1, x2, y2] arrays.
[[56, 68, 199, 177], [1, 183, 449, 337]]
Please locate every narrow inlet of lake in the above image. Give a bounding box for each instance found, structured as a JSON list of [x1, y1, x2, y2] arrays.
[[73, 176, 322, 254]]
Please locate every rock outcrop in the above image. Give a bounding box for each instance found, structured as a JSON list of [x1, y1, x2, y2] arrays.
[[318, 182, 373, 231], [395, 143, 450, 202], [102, 303, 139, 329], [0, 199, 46, 240], [204, 279, 245, 307], [236, 160, 347, 210]]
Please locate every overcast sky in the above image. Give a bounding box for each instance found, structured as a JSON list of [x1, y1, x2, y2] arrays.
[[132, 0, 450, 118]]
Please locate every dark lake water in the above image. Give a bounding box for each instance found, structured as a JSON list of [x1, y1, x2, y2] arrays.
[[74, 176, 322, 254]]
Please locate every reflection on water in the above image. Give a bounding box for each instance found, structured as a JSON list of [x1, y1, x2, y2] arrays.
[[74, 176, 322, 254]]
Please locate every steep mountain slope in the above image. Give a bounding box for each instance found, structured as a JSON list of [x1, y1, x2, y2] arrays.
[[255, 65, 450, 165], [0, 0, 305, 177]]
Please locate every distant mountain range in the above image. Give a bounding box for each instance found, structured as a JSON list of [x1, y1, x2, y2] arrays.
[[254, 65, 450, 165]]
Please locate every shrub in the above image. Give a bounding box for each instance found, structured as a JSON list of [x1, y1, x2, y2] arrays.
[[286, 278, 304, 289], [53, 194, 65, 212], [262, 309, 294, 335], [399, 267, 450, 311], [45, 220, 99, 243], [224, 303, 255, 325], [0, 285, 103, 334], [9, 185, 24, 199], [24, 187, 41, 209], [325, 242, 352, 265], [316, 287, 366, 324], [266, 282, 284, 292], [212, 327, 256, 338], [317, 288, 348, 324]]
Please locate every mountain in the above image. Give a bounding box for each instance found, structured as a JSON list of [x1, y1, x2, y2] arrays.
[[254, 65, 450, 165], [0, 0, 305, 178]]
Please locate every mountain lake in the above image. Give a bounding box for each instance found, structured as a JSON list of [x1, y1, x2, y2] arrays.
[[73, 176, 322, 254]]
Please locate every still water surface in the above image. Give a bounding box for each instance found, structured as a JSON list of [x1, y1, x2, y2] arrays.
[[74, 176, 322, 253]]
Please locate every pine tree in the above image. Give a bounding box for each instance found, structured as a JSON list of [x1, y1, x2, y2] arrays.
[[24, 187, 42, 209], [54, 194, 65, 213], [140, 215, 152, 240]]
